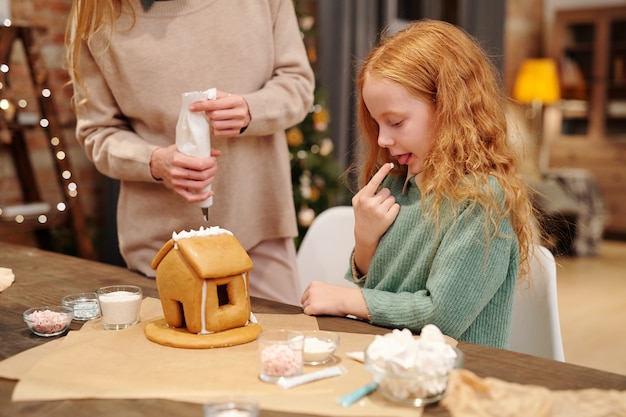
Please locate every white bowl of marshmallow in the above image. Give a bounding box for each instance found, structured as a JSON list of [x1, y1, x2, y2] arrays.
[[364, 325, 462, 406]]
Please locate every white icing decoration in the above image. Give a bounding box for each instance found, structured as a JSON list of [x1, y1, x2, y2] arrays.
[[198, 280, 211, 335], [172, 225, 233, 243]]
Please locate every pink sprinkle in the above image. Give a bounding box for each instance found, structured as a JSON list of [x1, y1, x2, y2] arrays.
[[27, 310, 68, 333], [261, 344, 302, 377]]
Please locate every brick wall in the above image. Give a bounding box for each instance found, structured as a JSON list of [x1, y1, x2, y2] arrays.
[[0, 0, 104, 252]]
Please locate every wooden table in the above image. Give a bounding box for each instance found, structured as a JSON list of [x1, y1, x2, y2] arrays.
[[1, 242, 625, 416]]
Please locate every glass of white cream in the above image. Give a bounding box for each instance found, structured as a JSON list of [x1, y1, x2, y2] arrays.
[[96, 285, 142, 330]]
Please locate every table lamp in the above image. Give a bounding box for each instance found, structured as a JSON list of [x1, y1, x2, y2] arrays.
[[513, 58, 561, 174]]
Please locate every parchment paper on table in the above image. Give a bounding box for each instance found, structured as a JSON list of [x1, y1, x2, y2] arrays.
[[0, 267, 15, 292], [442, 369, 626, 417]]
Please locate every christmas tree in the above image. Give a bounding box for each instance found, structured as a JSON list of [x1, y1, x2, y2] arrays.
[[290, 0, 349, 247]]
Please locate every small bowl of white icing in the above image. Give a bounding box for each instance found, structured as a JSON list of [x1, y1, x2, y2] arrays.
[[96, 285, 143, 330], [302, 330, 340, 365]]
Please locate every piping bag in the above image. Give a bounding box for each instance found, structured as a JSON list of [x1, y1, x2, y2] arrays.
[[176, 88, 216, 221]]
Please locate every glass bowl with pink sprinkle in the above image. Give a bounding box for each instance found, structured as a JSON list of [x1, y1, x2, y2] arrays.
[[23, 305, 74, 337]]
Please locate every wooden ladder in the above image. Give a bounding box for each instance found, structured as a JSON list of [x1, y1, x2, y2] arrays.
[[0, 25, 95, 260]]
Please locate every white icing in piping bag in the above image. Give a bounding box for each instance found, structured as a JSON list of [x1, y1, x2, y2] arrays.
[[176, 88, 216, 221]]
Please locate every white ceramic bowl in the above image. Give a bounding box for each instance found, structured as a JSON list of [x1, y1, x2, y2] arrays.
[[23, 305, 74, 337], [365, 346, 463, 406], [302, 330, 340, 365]]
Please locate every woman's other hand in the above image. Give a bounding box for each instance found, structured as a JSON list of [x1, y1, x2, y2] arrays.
[[189, 90, 251, 138]]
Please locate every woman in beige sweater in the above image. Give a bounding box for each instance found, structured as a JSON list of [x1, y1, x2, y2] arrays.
[[66, 0, 314, 305]]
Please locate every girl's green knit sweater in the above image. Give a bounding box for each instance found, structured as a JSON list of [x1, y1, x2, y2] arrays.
[[350, 175, 519, 349]]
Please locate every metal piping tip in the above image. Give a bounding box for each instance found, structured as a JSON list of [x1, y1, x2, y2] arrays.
[[201, 207, 209, 222]]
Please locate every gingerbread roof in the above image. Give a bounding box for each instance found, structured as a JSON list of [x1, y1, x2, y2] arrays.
[[151, 234, 253, 279]]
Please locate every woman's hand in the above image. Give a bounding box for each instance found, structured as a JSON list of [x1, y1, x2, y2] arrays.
[[150, 145, 221, 203], [301, 281, 369, 319], [188, 90, 251, 138], [351, 162, 400, 275]]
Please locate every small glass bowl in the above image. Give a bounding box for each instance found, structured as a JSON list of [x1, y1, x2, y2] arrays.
[[302, 330, 340, 365], [23, 306, 74, 337], [258, 329, 304, 383], [365, 346, 463, 406], [203, 396, 259, 417], [62, 292, 100, 321]]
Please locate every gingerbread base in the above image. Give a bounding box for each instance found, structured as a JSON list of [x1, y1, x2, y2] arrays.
[[144, 319, 262, 348]]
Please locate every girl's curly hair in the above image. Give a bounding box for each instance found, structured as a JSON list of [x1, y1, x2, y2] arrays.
[[355, 19, 538, 279]]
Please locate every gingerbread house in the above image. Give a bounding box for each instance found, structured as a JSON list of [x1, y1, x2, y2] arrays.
[[150, 227, 254, 335]]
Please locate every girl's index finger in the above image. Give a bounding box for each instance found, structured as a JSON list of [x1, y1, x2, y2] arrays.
[[366, 162, 394, 191]]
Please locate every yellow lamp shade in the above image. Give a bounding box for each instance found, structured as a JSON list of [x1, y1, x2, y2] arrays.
[[513, 59, 561, 104]]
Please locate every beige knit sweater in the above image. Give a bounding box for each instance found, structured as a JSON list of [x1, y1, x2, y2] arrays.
[[72, 0, 314, 276]]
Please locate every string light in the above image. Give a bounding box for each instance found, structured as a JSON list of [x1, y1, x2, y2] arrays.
[[0, 27, 83, 236]]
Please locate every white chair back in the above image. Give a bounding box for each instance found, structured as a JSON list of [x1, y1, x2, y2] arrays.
[[509, 245, 565, 361], [296, 206, 357, 290]]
